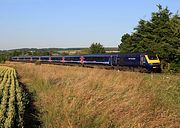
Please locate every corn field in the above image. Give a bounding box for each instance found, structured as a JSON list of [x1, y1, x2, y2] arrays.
[[0, 66, 25, 128]]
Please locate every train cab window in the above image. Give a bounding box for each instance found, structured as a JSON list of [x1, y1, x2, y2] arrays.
[[148, 55, 158, 60]]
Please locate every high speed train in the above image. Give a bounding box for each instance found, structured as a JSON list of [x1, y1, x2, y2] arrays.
[[11, 53, 161, 72]]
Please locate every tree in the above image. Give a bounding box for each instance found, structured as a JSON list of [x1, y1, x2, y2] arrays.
[[118, 5, 180, 72], [89, 43, 105, 54], [12, 50, 22, 56]]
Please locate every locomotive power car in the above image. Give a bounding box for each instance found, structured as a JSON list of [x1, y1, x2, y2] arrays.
[[11, 53, 161, 72]]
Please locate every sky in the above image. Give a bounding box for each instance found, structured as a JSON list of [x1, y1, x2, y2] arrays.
[[0, 0, 179, 50]]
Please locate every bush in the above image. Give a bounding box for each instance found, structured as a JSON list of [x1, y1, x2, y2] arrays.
[[170, 62, 180, 73]]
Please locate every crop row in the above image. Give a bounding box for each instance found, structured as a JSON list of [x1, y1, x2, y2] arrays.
[[0, 66, 25, 128]]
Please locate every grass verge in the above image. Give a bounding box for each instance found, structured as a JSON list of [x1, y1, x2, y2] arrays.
[[6, 62, 180, 128]]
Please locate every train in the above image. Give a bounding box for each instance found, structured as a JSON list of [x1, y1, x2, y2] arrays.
[[11, 52, 161, 72]]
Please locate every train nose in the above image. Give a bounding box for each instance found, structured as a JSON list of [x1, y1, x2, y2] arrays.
[[151, 63, 161, 72]]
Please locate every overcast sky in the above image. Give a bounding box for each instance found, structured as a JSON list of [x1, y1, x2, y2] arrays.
[[0, 0, 179, 50]]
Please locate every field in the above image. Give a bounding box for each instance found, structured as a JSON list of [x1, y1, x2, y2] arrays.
[[0, 66, 25, 128], [2, 62, 180, 128]]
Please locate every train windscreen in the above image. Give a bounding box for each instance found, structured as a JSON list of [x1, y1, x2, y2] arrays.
[[147, 55, 158, 60]]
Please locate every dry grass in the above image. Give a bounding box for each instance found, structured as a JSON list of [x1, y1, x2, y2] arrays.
[[5, 62, 180, 128]]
